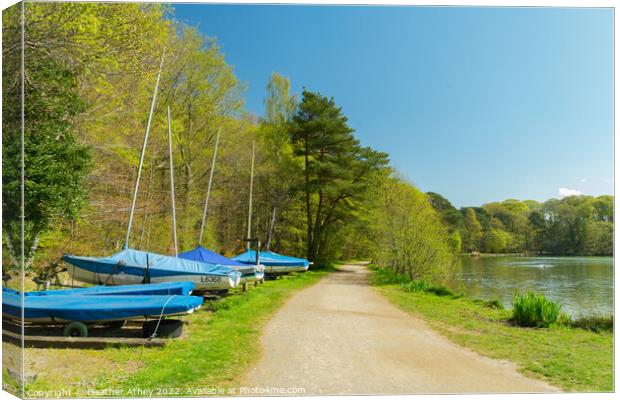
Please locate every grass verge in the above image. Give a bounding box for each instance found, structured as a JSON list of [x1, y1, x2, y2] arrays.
[[370, 266, 613, 392], [23, 270, 329, 397]]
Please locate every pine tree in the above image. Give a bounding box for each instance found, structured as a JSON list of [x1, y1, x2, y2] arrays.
[[290, 90, 388, 262]]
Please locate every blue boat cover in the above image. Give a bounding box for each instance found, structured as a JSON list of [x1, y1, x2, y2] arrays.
[[62, 248, 239, 279], [179, 246, 261, 279], [232, 250, 310, 267], [2, 289, 203, 322], [178, 246, 248, 267], [5, 282, 194, 297]]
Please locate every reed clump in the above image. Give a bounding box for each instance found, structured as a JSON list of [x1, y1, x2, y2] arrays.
[[512, 291, 562, 328]]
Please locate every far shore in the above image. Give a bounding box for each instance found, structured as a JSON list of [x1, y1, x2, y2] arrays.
[[460, 252, 613, 258]]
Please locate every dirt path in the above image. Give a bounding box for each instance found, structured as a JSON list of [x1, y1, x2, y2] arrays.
[[242, 263, 558, 395]]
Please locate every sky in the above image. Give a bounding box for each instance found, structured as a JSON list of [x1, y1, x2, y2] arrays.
[[173, 5, 613, 207]]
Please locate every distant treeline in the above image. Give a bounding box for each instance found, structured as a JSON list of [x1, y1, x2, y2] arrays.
[[427, 193, 613, 256]]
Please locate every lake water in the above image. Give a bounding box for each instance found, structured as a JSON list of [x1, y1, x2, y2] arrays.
[[449, 256, 614, 317]]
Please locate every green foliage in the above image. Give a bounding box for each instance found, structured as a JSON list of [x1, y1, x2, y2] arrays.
[[430, 192, 613, 256], [447, 231, 462, 253], [427, 192, 464, 229], [369, 266, 411, 286], [371, 267, 455, 297], [483, 228, 512, 253], [400, 280, 432, 292], [400, 279, 454, 296], [512, 291, 563, 328], [462, 208, 483, 252], [483, 299, 504, 309], [367, 176, 453, 283], [3, 5, 92, 270], [289, 90, 389, 263], [255, 73, 303, 254]]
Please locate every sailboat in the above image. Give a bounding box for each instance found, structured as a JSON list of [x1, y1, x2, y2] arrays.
[[63, 54, 240, 291], [232, 249, 310, 274], [231, 142, 311, 276], [178, 136, 264, 285], [63, 248, 240, 290]]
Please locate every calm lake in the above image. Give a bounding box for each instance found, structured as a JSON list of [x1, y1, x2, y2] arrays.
[[450, 256, 614, 317]]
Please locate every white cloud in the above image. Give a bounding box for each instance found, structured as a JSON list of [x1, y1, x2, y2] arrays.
[[579, 178, 588, 183], [558, 187, 582, 197]]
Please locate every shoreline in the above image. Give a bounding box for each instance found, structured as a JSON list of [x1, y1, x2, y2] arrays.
[[460, 253, 613, 258]]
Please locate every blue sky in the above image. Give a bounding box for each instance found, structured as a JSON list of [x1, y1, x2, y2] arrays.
[[173, 5, 613, 207]]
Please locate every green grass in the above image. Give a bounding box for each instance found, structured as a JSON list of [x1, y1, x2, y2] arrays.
[[370, 268, 613, 392], [512, 291, 563, 328], [26, 270, 329, 396]]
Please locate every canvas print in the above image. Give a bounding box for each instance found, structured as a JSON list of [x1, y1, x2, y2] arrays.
[[1, 2, 614, 398]]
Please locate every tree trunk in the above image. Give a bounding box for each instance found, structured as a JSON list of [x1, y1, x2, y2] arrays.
[[304, 136, 313, 260]]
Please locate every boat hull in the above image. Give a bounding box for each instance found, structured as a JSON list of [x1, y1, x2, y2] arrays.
[[11, 282, 195, 297], [70, 265, 238, 291], [2, 293, 204, 324], [262, 265, 310, 274], [232, 250, 310, 275]]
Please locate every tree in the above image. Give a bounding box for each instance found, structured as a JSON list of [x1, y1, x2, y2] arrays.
[[3, 5, 92, 270], [367, 175, 453, 281], [483, 229, 511, 253], [427, 192, 464, 230], [462, 208, 483, 252], [257, 73, 301, 252], [290, 90, 389, 262]]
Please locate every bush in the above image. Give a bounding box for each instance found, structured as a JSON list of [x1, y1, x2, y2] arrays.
[[400, 280, 453, 297], [400, 280, 431, 292], [512, 291, 562, 328], [484, 299, 504, 309], [367, 264, 379, 271], [426, 285, 453, 297], [371, 267, 410, 285], [571, 315, 613, 333]]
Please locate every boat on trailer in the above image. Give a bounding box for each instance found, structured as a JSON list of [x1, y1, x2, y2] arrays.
[[14, 281, 195, 297], [233, 250, 311, 274], [178, 246, 264, 284], [63, 248, 241, 291], [2, 287, 203, 324]]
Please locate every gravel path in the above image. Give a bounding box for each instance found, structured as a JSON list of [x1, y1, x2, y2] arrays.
[[242, 263, 558, 395]]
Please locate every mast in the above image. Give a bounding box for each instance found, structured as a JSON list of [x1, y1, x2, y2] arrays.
[[167, 106, 178, 256], [198, 128, 221, 245], [266, 206, 276, 250], [124, 49, 165, 249], [246, 141, 255, 251]]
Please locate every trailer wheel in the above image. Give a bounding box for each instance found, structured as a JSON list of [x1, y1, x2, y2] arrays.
[[64, 321, 88, 337], [142, 319, 183, 339]]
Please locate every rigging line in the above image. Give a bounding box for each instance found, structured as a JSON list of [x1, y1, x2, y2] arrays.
[[167, 106, 178, 256], [149, 295, 177, 340], [125, 48, 165, 249], [20, 3, 26, 391], [199, 128, 221, 245], [246, 141, 255, 251]]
